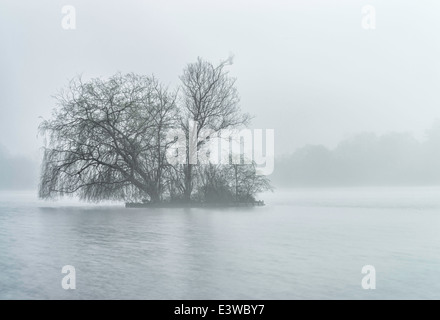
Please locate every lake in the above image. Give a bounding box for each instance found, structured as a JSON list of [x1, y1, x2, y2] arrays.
[[0, 187, 439, 299]]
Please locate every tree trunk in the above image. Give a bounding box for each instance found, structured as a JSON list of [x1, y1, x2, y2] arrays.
[[235, 164, 238, 202], [149, 190, 161, 203], [183, 164, 193, 202]]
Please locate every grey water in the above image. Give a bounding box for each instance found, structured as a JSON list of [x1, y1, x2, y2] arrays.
[[0, 187, 439, 299]]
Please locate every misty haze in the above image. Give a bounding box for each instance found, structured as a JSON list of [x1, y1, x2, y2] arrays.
[[1, 0, 440, 300]]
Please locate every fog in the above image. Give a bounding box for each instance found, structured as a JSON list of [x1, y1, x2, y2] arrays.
[[1, 0, 440, 188], [273, 121, 440, 186], [0, 145, 37, 190]]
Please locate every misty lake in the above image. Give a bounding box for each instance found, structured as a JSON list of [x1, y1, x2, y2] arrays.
[[0, 187, 439, 299]]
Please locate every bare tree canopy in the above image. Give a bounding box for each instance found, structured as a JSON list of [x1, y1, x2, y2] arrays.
[[39, 73, 178, 202], [180, 57, 251, 134], [178, 57, 252, 201]]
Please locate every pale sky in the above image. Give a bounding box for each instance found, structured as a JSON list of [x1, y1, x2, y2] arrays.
[[1, 0, 440, 159]]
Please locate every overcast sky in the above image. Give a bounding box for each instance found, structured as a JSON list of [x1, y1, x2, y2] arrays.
[[1, 0, 440, 159]]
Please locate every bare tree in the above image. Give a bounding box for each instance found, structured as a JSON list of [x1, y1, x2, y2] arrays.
[[195, 162, 273, 203], [39, 59, 271, 205], [179, 57, 251, 201], [235, 163, 273, 202], [39, 73, 178, 202], [195, 163, 234, 203]]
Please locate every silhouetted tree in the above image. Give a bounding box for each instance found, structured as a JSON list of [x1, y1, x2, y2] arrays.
[[178, 57, 251, 202], [39, 73, 178, 202], [39, 59, 271, 204]]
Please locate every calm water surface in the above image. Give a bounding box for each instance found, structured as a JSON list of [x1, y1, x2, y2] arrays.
[[0, 187, 439, 299]]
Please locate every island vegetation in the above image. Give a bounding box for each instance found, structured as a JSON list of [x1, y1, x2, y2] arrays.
[[38, 57, 272, 206]]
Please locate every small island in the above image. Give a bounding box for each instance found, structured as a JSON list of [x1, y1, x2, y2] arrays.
[[38, 57, 273, 206], [125, 200, 265, 208]]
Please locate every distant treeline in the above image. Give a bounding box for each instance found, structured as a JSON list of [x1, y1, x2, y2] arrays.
[[272, 123, 440, 187], [4, 123, 440, 190]]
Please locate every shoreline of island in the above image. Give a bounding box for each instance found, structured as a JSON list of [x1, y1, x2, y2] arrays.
[[125, 200, 265, 208]]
